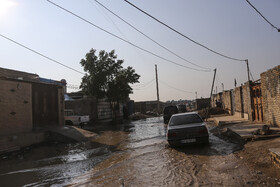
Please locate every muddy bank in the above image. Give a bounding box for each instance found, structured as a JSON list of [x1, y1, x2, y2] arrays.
[[211, 126, 245, 146], [236, 138, 280, 181]]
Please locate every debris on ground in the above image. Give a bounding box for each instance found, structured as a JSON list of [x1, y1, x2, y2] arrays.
[[211, 126, 245, 145], [129, 112, 149, 121], [253, 125, 280, 135], [198, 107, 229, 119], [145, 111, 159, 117]]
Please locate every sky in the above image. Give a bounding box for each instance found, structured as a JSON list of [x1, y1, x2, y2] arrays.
[[0, 0, 279, 102]]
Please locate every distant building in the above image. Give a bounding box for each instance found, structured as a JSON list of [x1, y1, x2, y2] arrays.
[[134, 100, 165, 114]]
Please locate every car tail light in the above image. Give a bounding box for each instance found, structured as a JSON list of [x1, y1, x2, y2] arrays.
[[199, 128, 208, 134], [167, 132, 177, 137]]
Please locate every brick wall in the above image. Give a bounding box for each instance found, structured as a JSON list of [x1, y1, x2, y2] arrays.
[[261, 65, 280, 127], [234, 87, 242, 113], [0, 79, 33, 136]]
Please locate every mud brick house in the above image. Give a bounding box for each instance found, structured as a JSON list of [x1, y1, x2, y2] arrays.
[[211, 65, 280, 127], [0, 68, 65, 136], [261, 65, 280, 126]]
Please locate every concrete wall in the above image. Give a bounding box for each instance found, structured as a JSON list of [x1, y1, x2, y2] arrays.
[[222, 91, 232, 114], [65, 97, 97, 122], [58, 87, 65, 126], [242, 83, 251, 119], [134, 101, 165, 114], [0, 79, 33, 136], [234, 87, 242, 115], [213, 83, 251, 119], [66, 98, 125, 122], [134, 102, 147, 114], [97, 99, 113, 120], [211, 94, 222, 108], [261, 65, 280, 127]]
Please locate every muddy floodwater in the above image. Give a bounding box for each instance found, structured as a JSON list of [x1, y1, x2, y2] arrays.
[[0, 117, 278, 186]]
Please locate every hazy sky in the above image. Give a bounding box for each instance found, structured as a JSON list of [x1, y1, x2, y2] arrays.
[[0, 0, 279, 102]]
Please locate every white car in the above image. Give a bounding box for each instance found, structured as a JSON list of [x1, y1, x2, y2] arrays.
[[64, 109, 90, 128]]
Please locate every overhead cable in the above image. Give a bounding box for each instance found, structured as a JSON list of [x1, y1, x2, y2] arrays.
[[124, 0, 246, 61], [0, 33, 85, 75], [245, 0, 280, 32], [93, 0, 211, 71], [133, 79, 155, 90], [249, 69, 254, 82], [131, 78, 155, 88], [159, 79, 193, 94], [47, 0, 211, 72], [88, 0, 128, 40]]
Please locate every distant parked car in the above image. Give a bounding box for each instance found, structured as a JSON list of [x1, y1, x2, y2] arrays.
[[163, 106, 178, 124], [177, 104, 187, 113], [166, 112, 209, 146], [64, 109, 90, 128]]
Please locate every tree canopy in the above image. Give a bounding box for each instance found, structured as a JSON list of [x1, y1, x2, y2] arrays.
[[80, 49, 140, 103]]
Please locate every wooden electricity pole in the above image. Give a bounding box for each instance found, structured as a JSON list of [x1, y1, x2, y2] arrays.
[[245, 59, 250, 82], [210, 68, 217, 98], [155, 65, 160, 114]]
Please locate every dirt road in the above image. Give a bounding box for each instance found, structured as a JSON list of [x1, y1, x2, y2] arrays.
[[0, 117, 279, 186]]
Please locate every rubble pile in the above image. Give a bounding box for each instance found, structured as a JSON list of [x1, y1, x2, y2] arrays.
[[253, 125, 280, 136]]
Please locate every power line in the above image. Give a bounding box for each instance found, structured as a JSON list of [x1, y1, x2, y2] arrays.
[[0, 33, 85, 75], [67, 84, 80, 90], [159, 79, 193, 94], [88, 0, 129, 40], [124, 0, 246, 62], [249, 69, 254, 82], [131, 78, 155, 88], [92, 0, 211, 71], [46, 0, 211, 72], [134, 79, 155, 90], [245, 0, 280, 32]]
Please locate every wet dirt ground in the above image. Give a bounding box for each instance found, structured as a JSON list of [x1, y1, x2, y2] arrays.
[[0, 117, 279, 186]]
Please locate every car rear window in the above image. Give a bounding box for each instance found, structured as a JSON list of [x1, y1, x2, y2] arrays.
[[169, 114, 203, 126], [164, 106, 177, 113]]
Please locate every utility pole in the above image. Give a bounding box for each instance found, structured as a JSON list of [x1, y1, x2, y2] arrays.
[[222, 83, 224, 91], [245, 59, 250, 82], [155, 65, 160, 114], [210, 68, 217, 98], [195, 91, 197, 99]]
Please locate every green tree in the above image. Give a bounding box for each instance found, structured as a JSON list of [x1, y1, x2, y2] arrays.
[[80, 49, 140, 104]]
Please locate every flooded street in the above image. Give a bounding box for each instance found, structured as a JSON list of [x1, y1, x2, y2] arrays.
[[0, 117, 277, 186]]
